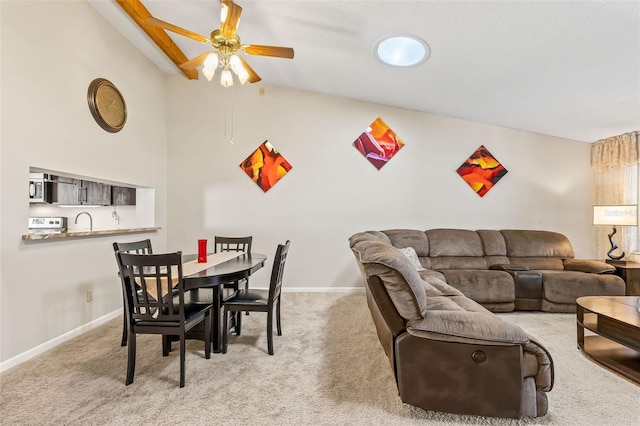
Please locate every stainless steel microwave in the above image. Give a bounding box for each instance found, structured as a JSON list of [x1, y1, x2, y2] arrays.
[[29, 172, 53, 203]]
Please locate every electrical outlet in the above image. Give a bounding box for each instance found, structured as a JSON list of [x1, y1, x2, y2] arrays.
[[86, 289, 93, 302]]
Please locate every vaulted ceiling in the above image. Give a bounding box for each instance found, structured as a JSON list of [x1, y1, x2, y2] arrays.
[[88, 0, 640, 143]]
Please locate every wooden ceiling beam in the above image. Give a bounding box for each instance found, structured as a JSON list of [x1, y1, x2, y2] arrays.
[[114, 0, 199, 80]]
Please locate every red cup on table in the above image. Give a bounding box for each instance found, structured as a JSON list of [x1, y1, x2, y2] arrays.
[[197, 239, 207, 263]]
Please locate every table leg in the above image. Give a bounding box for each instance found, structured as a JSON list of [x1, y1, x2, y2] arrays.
[[212, 285, 222, 353], [576, 305, 585, 350]]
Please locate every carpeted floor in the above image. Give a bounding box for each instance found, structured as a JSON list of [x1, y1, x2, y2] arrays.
[[1, 292, 639, 425]]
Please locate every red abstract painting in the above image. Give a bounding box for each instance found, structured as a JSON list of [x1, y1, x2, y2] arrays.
[[456, 145, 508, 197], [240, 140, 292, 192], [353, 117, 404, 170]]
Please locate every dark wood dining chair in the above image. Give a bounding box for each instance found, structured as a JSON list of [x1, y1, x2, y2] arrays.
[[222, 240, 290, 355], [115, 251, 212, 387], [113, 239, 153, 347], [214, 235, 253, 292], [215, 235, 253, 334]]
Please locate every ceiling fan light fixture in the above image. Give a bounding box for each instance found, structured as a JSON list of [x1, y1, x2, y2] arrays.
[[375, 34, 430, 67], [202, 53, 218, 81], [236, 67, 249, 85], [229, 55, 249, 84], [229, 55, 242, 73], [203, 67, 215, 82], [221, 69, 234, 87]]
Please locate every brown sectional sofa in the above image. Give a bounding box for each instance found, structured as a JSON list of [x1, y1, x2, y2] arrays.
[[348, 228, 625, 419], [374, 228, 625, 312]]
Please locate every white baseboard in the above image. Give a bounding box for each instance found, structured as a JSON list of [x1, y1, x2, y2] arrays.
[[283, 287, 364, 293], [0, 287, 364, 372], [0, 309, 123, 373]]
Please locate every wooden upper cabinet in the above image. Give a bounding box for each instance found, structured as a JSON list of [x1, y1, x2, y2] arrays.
[[112, 186, 136, 206], [83, 181, 112, 205], [52, 177, 81, 205], [51, 177, 112, 205]]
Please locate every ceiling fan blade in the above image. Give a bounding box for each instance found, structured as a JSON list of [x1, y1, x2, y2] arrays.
[[179, 52, 216, 70], [220, 0, 243, 39], [236, 56, 262, 83], [244, 45, 294, 59], [145, 16, 209, 44]]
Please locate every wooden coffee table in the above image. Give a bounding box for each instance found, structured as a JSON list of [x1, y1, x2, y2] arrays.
[[576, 296, 640, 384]]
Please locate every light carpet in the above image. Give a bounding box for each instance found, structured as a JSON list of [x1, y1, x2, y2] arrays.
[[1, 292, 639, 425]]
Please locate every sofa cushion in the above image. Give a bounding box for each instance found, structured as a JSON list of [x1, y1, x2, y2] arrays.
[[426, 229, 484, 257], [383, 229, 429, 256], [508, 257, 565, 270], [477, 229, 507, 256], [418, 269, 447, 282], [539, 270, 626, 304], [430, 256, 488, 270], [437, 270, 515, 303], [562, 259, 616, 274], [407, 299, 530, 344], [351, 240, 427, 319], [348, 231, 391, 246], [501, 230, 575, 258], [423, 277, 465, 298]]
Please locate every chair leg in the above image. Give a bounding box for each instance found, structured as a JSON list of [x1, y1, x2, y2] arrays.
[[267, 310, 274, 355], [121, 312, 128, 346], [126, 332, 136, 385], [245, 279, 250, 315], [162, 335, 170, 356], [222, 306, 229, 354], [235, 312, 242, 335], [276, 299, 282, 336], [179, 336, 186, 388], [204, 310, 212, 360]]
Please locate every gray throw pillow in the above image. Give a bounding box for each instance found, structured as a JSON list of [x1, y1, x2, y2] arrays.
[[399, 247, 425, 271]]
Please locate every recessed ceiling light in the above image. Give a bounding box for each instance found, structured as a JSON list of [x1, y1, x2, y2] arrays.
[[374, 35, 430, 67]]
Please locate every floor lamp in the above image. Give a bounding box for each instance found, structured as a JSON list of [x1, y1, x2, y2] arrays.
[[593, 205, 638, 262]]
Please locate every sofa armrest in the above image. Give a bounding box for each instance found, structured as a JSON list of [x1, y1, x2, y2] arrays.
[[407, 310, 530, 344], [524, 336, 554, 392], [489, 264, 529, 271], [562, 258, 616, 274]]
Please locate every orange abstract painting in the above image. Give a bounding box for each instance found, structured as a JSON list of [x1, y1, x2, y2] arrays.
[[456, 145, 507, 197], [240, 140, 292, 192], [353, 117, 404, 170]]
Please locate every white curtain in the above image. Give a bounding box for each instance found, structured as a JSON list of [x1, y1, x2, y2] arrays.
[[592, 131, 639, 259]]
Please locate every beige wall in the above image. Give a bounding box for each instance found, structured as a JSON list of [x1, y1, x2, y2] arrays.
[[165, 77, 595, 290], [0, 1, 168, 364], [0, 0, 596, 366]]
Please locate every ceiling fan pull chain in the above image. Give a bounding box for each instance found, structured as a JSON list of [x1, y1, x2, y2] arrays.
[[230, 84, 235, 144], [224, 85, 235, 144]]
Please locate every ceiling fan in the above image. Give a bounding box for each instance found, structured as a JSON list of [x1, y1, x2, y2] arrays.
[[145, 0, 294, 86]]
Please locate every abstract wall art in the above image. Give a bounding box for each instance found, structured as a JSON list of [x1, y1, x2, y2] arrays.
[[456, 145, 508, 197], [353, 117, 404, 170], [240, 140, 293, 192]]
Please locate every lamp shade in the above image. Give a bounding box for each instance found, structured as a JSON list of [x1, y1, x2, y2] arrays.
[[593, 205, 638, 226]]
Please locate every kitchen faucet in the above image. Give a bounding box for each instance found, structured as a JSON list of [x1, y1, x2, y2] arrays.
[[75, 211, 93, 231]]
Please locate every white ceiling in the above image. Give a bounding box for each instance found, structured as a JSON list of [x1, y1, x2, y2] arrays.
[[88, 0, 640, 143]]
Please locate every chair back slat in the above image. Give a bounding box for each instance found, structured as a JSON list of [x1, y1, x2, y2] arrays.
[[113, 239, 153, 255], [269, 240, 290, 304], [215, 236, 252, 253], [117, 252, 185, 324]]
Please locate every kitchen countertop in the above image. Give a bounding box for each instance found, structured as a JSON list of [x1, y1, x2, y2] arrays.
[[22, 227, 161, 241]]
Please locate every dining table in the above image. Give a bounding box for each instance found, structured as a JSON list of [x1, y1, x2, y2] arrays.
[[180, 251, 267, 353]]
